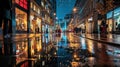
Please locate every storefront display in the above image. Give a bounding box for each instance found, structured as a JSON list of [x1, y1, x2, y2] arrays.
[[30, 1, 42, 33], [106, 7, 120, 32], [114, 7, 120, 31], [36, 18, 42, 33], [15, 8, 27, 32], [106, 19, 112, 32], [30, 15, 42, 33]]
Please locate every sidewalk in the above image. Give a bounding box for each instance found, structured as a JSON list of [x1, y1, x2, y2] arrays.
[[80, 33, 120, 46]]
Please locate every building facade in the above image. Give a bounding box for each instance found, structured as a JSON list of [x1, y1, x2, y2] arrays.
[[12, 0, 29, 34], [73, 0, 119, 34], [11, 0, 56, 35]]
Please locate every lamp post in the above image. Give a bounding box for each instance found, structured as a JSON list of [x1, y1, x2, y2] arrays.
[[53, 13, 56, 33], [72, 7, 78, 28]]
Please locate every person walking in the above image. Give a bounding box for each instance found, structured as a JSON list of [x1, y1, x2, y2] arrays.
[[0, 0, 12, 38]]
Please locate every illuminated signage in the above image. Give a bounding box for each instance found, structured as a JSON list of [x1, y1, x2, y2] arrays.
[[15, 0, 28, 10]]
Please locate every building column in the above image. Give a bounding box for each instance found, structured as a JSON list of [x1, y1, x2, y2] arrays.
[[12, 0, 16, 35], [27, 0, 31, 33]]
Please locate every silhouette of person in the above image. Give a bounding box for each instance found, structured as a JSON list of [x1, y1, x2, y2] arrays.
[[0, 0, 12, 38]]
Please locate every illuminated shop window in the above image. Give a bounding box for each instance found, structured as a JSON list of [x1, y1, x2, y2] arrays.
[[30, 2, 33, 9], [15, 0, 28, 9], [38, 9, 40, 14], [15, 8, 27, 32], [47, 10, 50, 13], [41, 2, 44, 7], [35, 6, 38, 12], [30, 15, 36, 33], [37, 18, 42, 32], [33, 5, 36, 11]]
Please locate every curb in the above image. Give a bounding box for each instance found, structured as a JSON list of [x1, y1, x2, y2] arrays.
[[81, 36, 120, 47]]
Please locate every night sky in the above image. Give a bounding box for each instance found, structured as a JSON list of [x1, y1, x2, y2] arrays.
[[56, 0, 76, 19]]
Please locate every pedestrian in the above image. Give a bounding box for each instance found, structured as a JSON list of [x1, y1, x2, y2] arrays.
[[0, 0, 12, 38]]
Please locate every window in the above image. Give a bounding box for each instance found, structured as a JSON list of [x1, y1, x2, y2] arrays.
[[30, 2, 33, 9], [15, 8, 27, 32], [38, 9, 40, 14], [41, 2, 44, 7], [33, 5, 36, 11]]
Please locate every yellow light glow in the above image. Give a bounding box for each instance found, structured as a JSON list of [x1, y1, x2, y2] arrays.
[[71, 61, 80, 67], [54, 13, 56, 16], [73, 8, 77, 12], [73, 54, 77, 58], [87, 40, 94, 53]]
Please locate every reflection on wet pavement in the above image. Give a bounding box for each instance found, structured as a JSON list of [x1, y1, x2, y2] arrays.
[[0, 33, 120, 67]]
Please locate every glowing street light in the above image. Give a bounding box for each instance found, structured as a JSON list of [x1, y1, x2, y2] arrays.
[[54, 13, 56, 16], [73, 7, 77, 12]]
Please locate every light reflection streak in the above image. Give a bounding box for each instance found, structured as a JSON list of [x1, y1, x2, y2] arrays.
[[87, 40, 94, 54], [80, 38, 86, 49]]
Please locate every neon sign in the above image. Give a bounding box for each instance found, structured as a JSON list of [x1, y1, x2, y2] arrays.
[[15, 0, 28, 10]]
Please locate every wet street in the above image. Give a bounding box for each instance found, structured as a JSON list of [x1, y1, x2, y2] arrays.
[[0, 33, 120, 67]]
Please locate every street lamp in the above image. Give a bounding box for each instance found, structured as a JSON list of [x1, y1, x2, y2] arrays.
[[73, 7, 77, 12], [54, 13, 56, 16], [72, 7, 78, 28]]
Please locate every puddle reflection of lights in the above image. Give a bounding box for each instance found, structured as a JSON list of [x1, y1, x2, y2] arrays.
[[87, 57, 95, 66], [31, 49, 34, 55], [73, 53, 77, 58], [54, 52, 57, 55], [87, 40, 94, 53], [107, 45, 120, 57], [69, 43, 79, 49], [71, 61, 80, 67], [81, 38, 86, 49]]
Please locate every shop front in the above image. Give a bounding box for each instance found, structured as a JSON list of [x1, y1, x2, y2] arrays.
[[106, 11, 113, 33], [14, 0, 28, 33], [114, 7, 120, 31], [106, 7, 120, 32], [30, 15, 42, 33], [42, 23, 50, 34], [15, 8, 27, 33], [86, 17, 93, 33], [30, 1, 42, 33]]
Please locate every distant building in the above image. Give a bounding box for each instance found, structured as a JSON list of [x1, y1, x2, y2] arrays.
[[73, 0, 119, 33]]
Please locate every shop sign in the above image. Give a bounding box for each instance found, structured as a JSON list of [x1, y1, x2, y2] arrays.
[[15, 0, 28, 10]]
